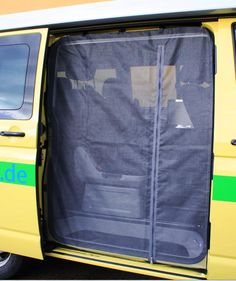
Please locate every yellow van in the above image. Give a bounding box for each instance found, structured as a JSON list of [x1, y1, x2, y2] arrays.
[[0, 0, 236, 279]]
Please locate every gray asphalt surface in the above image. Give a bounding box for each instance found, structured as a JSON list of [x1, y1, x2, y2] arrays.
[[14, 257, 159, 280]]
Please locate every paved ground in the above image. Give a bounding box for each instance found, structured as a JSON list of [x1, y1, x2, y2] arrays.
[[14, 257, 158, 280]]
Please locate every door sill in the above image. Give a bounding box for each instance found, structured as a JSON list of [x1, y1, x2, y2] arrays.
[[45, 247, 206, 280]]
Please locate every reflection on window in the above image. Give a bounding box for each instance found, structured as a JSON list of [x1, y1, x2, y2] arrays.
[[0, 45, 29, 110]]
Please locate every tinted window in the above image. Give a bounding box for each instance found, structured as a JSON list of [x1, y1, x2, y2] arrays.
[[0, 45, 29, 110], [0, 34, 41, 120]]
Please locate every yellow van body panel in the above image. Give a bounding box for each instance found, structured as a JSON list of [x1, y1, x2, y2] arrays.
[[203, 19, 236, 279], [205, 19, 236, 158], [0, 28, 48, 259], [0, 182, 41, 258]]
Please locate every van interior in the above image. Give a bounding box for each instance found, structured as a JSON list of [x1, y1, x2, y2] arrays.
[[42, 25, 214, 269]]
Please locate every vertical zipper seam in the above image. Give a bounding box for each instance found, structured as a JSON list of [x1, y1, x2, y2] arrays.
[[149, 45, 164, 263]]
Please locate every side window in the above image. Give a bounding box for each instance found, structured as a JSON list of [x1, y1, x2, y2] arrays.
[[0, 45, 29, 110], [0, 34, 41, 119]]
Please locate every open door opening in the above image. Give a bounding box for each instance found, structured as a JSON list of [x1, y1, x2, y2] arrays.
[[45, 27, 214, 268]]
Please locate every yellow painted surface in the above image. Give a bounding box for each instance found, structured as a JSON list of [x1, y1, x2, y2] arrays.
[[0, 28, 48, 259], [46, 247, 206, 279], [208, 255, 236, 280], [213, 156, 236, 177], [0, 228, 41, 259], [0, 183, 41, 258], [0, 183, 38, 233], [209, 201, 236, 259], [203, 19, 236, 279], [204, 19, 236, 158], [0, 0, 109, 15]]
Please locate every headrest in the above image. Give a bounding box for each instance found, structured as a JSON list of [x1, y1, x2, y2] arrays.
[[103, 78, 120, 99]]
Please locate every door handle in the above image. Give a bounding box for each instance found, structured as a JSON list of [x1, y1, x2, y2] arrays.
[[0, 131, 25, 137], [231, 139, 236, 146]]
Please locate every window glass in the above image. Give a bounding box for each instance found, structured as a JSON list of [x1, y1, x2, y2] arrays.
[[0, 33, 41, 120], [0, 45, 29, 110]]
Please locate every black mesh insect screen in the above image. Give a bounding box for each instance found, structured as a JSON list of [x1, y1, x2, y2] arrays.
[[46, 27, 213, 265]]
